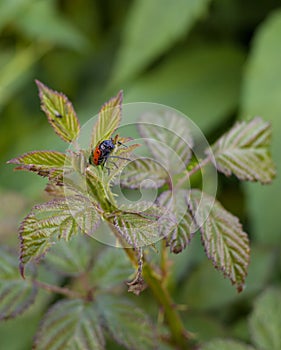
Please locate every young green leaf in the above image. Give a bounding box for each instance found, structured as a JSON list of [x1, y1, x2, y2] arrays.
[[33, 299, 105, 350], [111, 204, 175, 248], [119, 158, 168, 189], [85, 167, 115, 211], [0, 247, 38, 320], [106, 143, 141, 185], [19, 196, 100, 277], [138, 110, 193, 173], [157, 190, 194, 254], [44, 182, 65, 197], [249, 287, 281, 350], [90, 90, 122, 149], [97, 295, 157, 350], [188, 190, 250, 292], [111, 213, 160, 248], [36, 80, 80, 143], [89, 248, 133, 291], [7, 150, 70, 182], [209, 117, 276, 184]]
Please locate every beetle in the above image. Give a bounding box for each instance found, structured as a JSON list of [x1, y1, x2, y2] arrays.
[[89, 135, 129, 171]]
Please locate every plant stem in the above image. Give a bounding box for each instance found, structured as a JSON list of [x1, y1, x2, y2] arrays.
[[33, 279, 83, 299], [108, 205, 193, 348], [160, 239, 168, 282], [119, 244, 192, 349], [176, 155, 212, 190], [143, 264, 192, 349]]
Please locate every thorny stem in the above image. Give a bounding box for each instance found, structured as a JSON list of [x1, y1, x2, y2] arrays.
[[111, 227, 192, 349], [143, 264, 192, 349], [175, 155, 212, 190], [160, 239, 169, 282], [33, 279, 83, 299]]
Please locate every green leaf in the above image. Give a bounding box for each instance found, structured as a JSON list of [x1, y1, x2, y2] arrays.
[[19, 196, 100, 276], [33, 299, 105, 350], [111, 204, 175, 248], [201, 339, 255, 350], [0, 247, 38, 320], [7, 150, 69, 182], [188, 190, 250, 292], [180, 245, 275, 311], [249, 287, 281, 350], [36, 80, 80, 143], [209, 117, 276, 184], [16, 0, 89, 51], [240, 9, 281, 244], [90, 91, 122, 149], [119, 158, 168, 189], [46, 235, 92, 276], [106, 143, 141, 185], [111, 212, 160, 248], [125, 44, 245, 132], [111, 0, 212, 84], [85, 166, 107, 199], [0, 0, 33, 31], [157, 190, 194, 254], [97, 295, 156, 350], [0, 45, 49, 110], [138, 110, 193, 174], [89, 248, 133, 290]]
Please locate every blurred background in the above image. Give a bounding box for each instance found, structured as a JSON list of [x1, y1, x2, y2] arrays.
[[1, 0, 281, 349]]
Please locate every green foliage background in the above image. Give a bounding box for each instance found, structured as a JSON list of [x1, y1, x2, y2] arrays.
[[1, 0, 281, 349]]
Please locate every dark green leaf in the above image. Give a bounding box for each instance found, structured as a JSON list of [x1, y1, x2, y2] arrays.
[[0, 45, 49, 110], [111, 0, 212, 84], [36, 80, 80, 143], [241, 9, 281, 244], [119, 158, 168, 189], [0, 247, 38, 320], [0, 0, 34, 31], [46, 235, 92, 276], [157, 190, 194, 253], [90, 248, 133, 290], [7, 150, 69, 182], [209, 117, 276, 184], [188, 190, 250, 292], [19, 196, 100, 276], [97, 295, 156, 350], [201, 339, 255, 350], [138, 110, 193, 174], [33, 299, 105, 350], [125, 44, 245, 132], [16, 0, 89, 51], [249, 287, 281, 350], [90, 91, 122, 149], [180, 245, 275, 311]]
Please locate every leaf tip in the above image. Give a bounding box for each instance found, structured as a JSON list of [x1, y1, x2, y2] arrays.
[[117, 89, 123, 101], [237, 284, 245, 293], [6, 157, 20, 165], [19, 262, 25, 279], [35, 79, 46, 96], [127, 275, 146, 295], [35, 79, 43, 87]]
